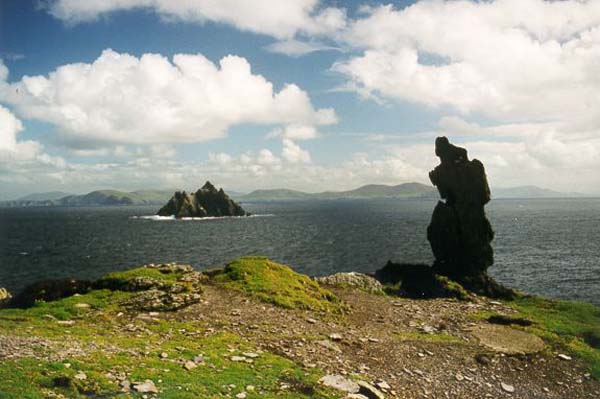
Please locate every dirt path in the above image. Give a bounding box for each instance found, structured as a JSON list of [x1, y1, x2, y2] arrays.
[[172, 285, 600, 398]]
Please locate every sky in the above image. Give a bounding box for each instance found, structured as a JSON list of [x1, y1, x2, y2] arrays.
[[1, 0, 600, 199]]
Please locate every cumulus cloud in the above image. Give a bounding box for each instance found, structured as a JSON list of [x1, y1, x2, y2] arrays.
[[335, 0, 600, 125], [0, 50, 336, 147], [282, 139, 311, 163], [0, 105, 67, 189], [47, 0, 346, 39]]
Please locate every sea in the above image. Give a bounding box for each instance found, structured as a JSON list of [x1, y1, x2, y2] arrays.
[[0, 198, 598, 305]]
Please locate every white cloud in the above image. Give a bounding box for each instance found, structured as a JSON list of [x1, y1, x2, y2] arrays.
[[0, 105, 68, 190], [264, 39, 341, 57], [335, 0, 600, 124], [267, 124, 319, 141], [282, 139, 311, 163], [0, 50, 336, 147], [0, 104, 21, 151], [48, 0, 346, 40]]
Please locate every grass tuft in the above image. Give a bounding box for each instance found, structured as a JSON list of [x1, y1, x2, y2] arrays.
[[213, 256, 344, 313]]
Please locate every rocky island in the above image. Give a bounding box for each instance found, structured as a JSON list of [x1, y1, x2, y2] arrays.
[[157, 181, 249, 218], [0, 139, 598, 398]]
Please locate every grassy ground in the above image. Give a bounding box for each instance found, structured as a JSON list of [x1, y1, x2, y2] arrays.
[[0, 264, 339, 398], [1, 258, 598, 398], [473, 295, 600, 379], [213, 256, 344, 313], [509, 296, 600, 379]]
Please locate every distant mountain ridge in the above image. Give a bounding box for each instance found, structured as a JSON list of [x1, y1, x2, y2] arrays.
[[1, 184, 588, 208], [238, 182, 437, 202], [1, 190, 174, 207]]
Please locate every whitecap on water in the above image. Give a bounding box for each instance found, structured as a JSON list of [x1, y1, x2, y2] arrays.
[[130, 214, 274, 221]]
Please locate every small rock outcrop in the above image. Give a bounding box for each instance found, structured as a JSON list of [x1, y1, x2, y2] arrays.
[[96, 263, 206, 312], [157, 181, 248, 218], [427, 137, 511, 297], [315, 272, 384, 294]]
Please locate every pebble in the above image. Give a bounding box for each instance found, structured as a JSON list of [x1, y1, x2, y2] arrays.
[[319, 374, 360, 393], [231, 356, 246, 362], [557, 353, 572, 361], [159, 352, 168, 359], [74, 372, 87, 380], [184, 361, 197, 370], [329, 333, 343, 341], [193, 355, 204, 363], [501, 382, 515, 393], [235, 392, 246, 398], [133, 380, 158, 394]]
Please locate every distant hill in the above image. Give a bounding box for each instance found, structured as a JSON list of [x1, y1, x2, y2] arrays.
[[1, 190, 174, 208], [17, 191, 72, 202], [492, 185, 584, 199], [238, 189, 313, 202], [57, 190, 174, 206], [2, 184, 588, 208], [239, 182, 437, 202]]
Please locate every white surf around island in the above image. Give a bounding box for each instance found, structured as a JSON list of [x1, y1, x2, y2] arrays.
[[131, 214, 275, 221]]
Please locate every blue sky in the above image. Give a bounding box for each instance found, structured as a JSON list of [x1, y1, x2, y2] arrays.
[[1, 0, 599, 199]]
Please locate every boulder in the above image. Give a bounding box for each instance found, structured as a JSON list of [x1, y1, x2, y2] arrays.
[[157, 181, 249, 218], [374, 262, 469, 300], [315, 272, 384, 294]]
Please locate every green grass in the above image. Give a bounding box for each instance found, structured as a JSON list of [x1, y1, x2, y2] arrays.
[[508, 296, 600, 379], [0, 279, 339, 398], [0, 331, 339, 398], [213, 256, 344, 313], [100, 266, 183, 285], [472, 296, 600, 379]]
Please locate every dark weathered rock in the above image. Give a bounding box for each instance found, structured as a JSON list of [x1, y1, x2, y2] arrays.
[[374, 262, 469, 300], [157, 181, 248, 218], [9, 279, 93, 308], [427, 137, 513, 298]]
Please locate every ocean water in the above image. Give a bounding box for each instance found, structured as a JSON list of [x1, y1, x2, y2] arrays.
[[0, 198, 598, 305]]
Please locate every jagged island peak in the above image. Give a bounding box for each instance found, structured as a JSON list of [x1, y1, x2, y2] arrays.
[[157, 181, 249, 218]]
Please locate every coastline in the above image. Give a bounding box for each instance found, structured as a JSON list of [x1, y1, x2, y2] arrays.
[[1, 257, 598, 398]]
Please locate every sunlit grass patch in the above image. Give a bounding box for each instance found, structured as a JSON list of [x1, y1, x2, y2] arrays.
[[213, 256, 344, 313]]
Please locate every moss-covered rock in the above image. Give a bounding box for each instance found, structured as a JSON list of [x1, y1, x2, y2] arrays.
[[213, 256, 344, 313], [95, 263, 206, 311]]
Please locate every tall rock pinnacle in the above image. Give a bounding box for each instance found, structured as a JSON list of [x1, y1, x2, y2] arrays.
[[427, 137, 494, 280]]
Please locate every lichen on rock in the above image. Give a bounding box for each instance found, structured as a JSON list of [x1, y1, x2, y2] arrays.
[[315, 272, 384, 294]]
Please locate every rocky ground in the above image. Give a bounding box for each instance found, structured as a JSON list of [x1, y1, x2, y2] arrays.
[[0, 258, 598, 398]]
